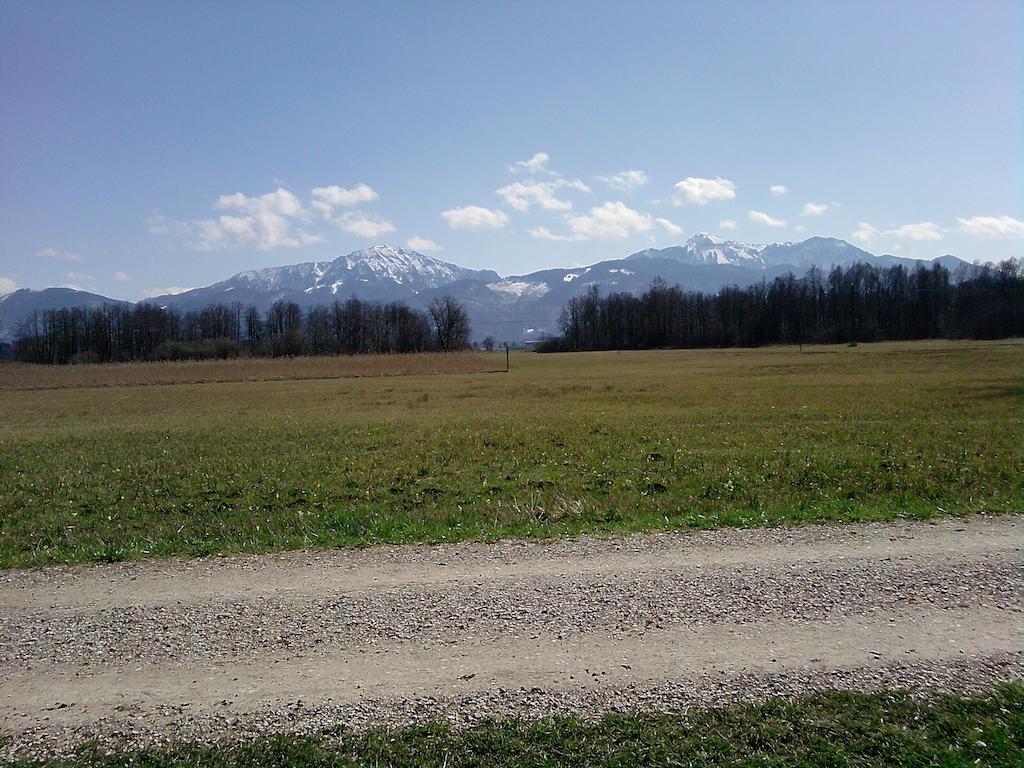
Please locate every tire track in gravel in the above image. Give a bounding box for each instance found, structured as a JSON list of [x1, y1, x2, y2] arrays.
[[2, 514, 1016, 610], [2, 557, 1018, 667]]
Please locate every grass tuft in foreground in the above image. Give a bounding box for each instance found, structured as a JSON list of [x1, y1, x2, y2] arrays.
[[8, 684, 1023, 767]]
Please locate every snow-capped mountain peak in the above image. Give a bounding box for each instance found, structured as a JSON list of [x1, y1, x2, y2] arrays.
[[628, 233, 768, 267], [334, 245, 477, 286], [232, 262, 331, 291], [627, 233, 877, 270], [688, 232, 727, 246], [144, 246, 500, 306]]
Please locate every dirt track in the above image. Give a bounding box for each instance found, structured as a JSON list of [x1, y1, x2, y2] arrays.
[[1, 515, 1021, 758]]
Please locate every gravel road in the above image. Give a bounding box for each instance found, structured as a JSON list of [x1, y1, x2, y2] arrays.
[[1, 515, 1021, 759]]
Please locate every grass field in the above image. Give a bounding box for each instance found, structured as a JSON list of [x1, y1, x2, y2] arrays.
[[0, 350, 498, 390], [0, 340, 1020, 568], [6, 685, 1022, 767]]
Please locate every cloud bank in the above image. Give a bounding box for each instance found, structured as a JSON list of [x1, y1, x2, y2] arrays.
[[957, 215, 1024, 239]]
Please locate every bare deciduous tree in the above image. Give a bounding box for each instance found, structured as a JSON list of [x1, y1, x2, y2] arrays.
[[428, 296, 471, 352], [537, 260, 1024, 352]]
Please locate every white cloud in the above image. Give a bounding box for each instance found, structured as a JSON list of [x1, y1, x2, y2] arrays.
[[35, 247, 82, 262], [566, 201, 654, 240], [851, 222, 880, 243], [672, 177, 737, 206], [310, 184, 378, 218], [770, 185, 788, 197], [0, 277, 16, 295], [114, 271, 131, 282], [886, 222, 943, 241], [146, 214, 172, 235], [217, 188, 306, 218], [495, 173, 591, 213], [793, 224, 806, 234], [192, 217, 299, 251], [528, 202, 658, 242], [336, 212, 395, 239], [190, 188, 312, 251], [801, 202, 830, 216], [529, 226, 576, 242], [67, 272, 95, 281], [719, 219, 737, 230], [146, 212, 202, 239], [957, 215, 1024, 239], [497, 181, 572, 212], [406, 236, 443, 252], [850, 220, 942, 244], [655, 217, 683, 235], [509, 152, 555, 175], [441, 205, 510, 230], [748, 210, 787, 227], [154, 185, 385, 250], [596, 170, 649, 192]]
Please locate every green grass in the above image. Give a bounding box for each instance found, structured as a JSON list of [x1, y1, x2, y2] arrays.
[[8, 684, 1023, 767], [1, 340, 1021, 568]]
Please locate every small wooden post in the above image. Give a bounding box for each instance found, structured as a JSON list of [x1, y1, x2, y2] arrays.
[[505, 343, 510, 373]]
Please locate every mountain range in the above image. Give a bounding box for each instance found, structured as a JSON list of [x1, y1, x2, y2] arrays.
[[1, 236, 976, 343]]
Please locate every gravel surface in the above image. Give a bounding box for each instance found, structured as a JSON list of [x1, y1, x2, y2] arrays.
[[7, 653, 1020, 762], [3, 557, 1018, 668], [1, 515, 1021, 759]]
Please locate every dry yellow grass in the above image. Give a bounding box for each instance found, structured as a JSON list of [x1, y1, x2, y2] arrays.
[[0, 351, 501, 390]]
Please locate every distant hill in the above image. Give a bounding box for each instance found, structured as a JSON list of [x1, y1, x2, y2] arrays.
[[0, 287, 131, 341], [2, 236, 978, 343]]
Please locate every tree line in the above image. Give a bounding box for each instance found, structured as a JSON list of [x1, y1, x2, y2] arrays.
[[538, 260, 1023, 352], [13, 296, 471, 364]]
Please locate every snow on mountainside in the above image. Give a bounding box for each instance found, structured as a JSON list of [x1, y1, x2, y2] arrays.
[[628, 232, 768, 267], [150, 245, 500, 309], [627, 233, 875, 269], [757, 237, 876, 269], [485, 280, 551, 300], [226, 245, 490, 293], [334, 245, 480, 286], [230, 262, 330, 293]]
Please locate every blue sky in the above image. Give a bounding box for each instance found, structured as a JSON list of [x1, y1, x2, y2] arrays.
[[1, 0, 1021, 300]]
